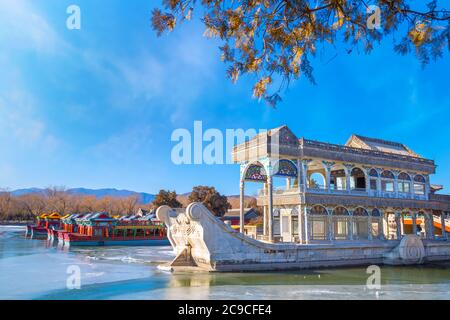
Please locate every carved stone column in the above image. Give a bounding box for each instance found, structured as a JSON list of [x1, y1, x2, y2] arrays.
[[407, 171, 415, 199], [268, 176, 274, 242], [400, 212, 405, 235], [327, 208, 334, 241], [286, 177, 291, 190], [304, 206, 309, 244], [298, 206, 303, 244], [239, 180, 245, 234], [378, 213, 384, 240], [368, 214, 373, 240], [348, 212, 354, 240], [412, 212, 418, 235], [364, 171, 370, 194], [263, 201, 267, 237], [343, 164, 353, 193], [395, 212, 402, 240], [393, 170, 400, 198], [425, 175, 430, 200], [376, 168, 383, 197], [323, 161, 335, 193], [301, 159, 311, 191], [425, 213, 434, 240]]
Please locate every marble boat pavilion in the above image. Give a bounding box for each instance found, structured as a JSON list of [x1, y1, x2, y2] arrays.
[[234, 126, 450, 244]]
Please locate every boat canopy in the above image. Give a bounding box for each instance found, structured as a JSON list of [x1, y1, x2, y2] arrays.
[[47, 213, 62, 220], [89, 212, 115, 221]]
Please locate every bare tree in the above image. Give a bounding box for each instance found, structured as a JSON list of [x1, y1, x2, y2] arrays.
[[0, 190, 12, 220], [17, 194, 47, 217]]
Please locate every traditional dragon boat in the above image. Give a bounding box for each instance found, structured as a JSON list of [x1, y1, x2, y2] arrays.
[[26, 213, 62, 239], [60, 212, 170, 247]]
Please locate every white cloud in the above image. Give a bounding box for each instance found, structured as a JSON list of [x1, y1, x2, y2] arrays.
[[0, 0, 62, 53], [76, 23, 221, 124], [0, 0, 63, 154], [0, 88, 61, 152], [87, 125, 153, 161]]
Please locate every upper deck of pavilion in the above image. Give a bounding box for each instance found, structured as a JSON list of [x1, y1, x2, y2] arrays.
[[232, 125, 436, 174]]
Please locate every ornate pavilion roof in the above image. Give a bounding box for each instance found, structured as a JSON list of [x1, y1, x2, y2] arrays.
[[345, 134, 421, 158]]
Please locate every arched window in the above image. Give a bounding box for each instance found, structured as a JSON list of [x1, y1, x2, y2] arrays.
[[413, 175, 426, 195], [398, 172, 411, 193], [398, 172, 411, 180], [350, 168, 366, 190], [353, 207, 369, 216], [381, 170, 395, 179], [371, 209, 382, 239], [333, 206, 350, 216], [371, 209, 381, 217], [381, 170, 395, 192], [330, 164, 347, 191], [310, 205, 328, 215], [273, 159, 298, 177], [308, 172, 326, 189], [369, 169, 378, 177], [332, 207, 349, 240], [244, 163, 267, 182], [309, 206, 328, 240], [414, 175, 426, 183], [352, 207, 369, 240]]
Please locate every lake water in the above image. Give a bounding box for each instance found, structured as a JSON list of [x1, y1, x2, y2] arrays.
[[1, 225, 449, 300]]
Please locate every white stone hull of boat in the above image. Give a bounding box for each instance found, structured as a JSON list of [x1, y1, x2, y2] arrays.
[[156, 203, 450, 272]]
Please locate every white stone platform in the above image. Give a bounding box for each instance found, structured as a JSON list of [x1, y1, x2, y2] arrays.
[[156, 203, 450, 272]]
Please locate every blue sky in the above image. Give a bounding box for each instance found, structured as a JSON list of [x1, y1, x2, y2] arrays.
[[0, 0, 449, 196]]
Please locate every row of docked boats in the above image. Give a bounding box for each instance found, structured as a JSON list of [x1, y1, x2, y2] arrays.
[[25, 211, 170, 247]]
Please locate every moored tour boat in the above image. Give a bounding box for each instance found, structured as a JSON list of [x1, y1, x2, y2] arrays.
[[61, 212, 170, 247], [26, 213, 62, 239]]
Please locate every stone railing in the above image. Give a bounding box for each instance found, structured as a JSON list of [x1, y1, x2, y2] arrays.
[[258, 187, 299, 196], [429, 194, 450, 203], [301, 139, 435, 165], [258, 186, 432, 202]]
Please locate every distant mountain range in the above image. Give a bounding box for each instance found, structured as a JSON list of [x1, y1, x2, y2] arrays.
[[10, 188, 156, 204], [9, 188, 256, 207]]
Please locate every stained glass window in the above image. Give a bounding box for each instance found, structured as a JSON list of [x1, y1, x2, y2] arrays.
[[310, 205, 328, 215], [398, 172, 411, 181], [353, 207, 369, 216], [414, 175, 426, 183], [372, 209, 381, 217], [244, 164, 268, 181], [333, 207, 350, 216], [381, 170, 395, 179], [273, 159, 298, 177]]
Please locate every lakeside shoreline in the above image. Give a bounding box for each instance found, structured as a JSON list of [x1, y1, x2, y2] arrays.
[[0, 221, 33, 226]]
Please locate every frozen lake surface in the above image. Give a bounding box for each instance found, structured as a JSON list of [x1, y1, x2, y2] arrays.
[[0, 226, 449, 300]]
